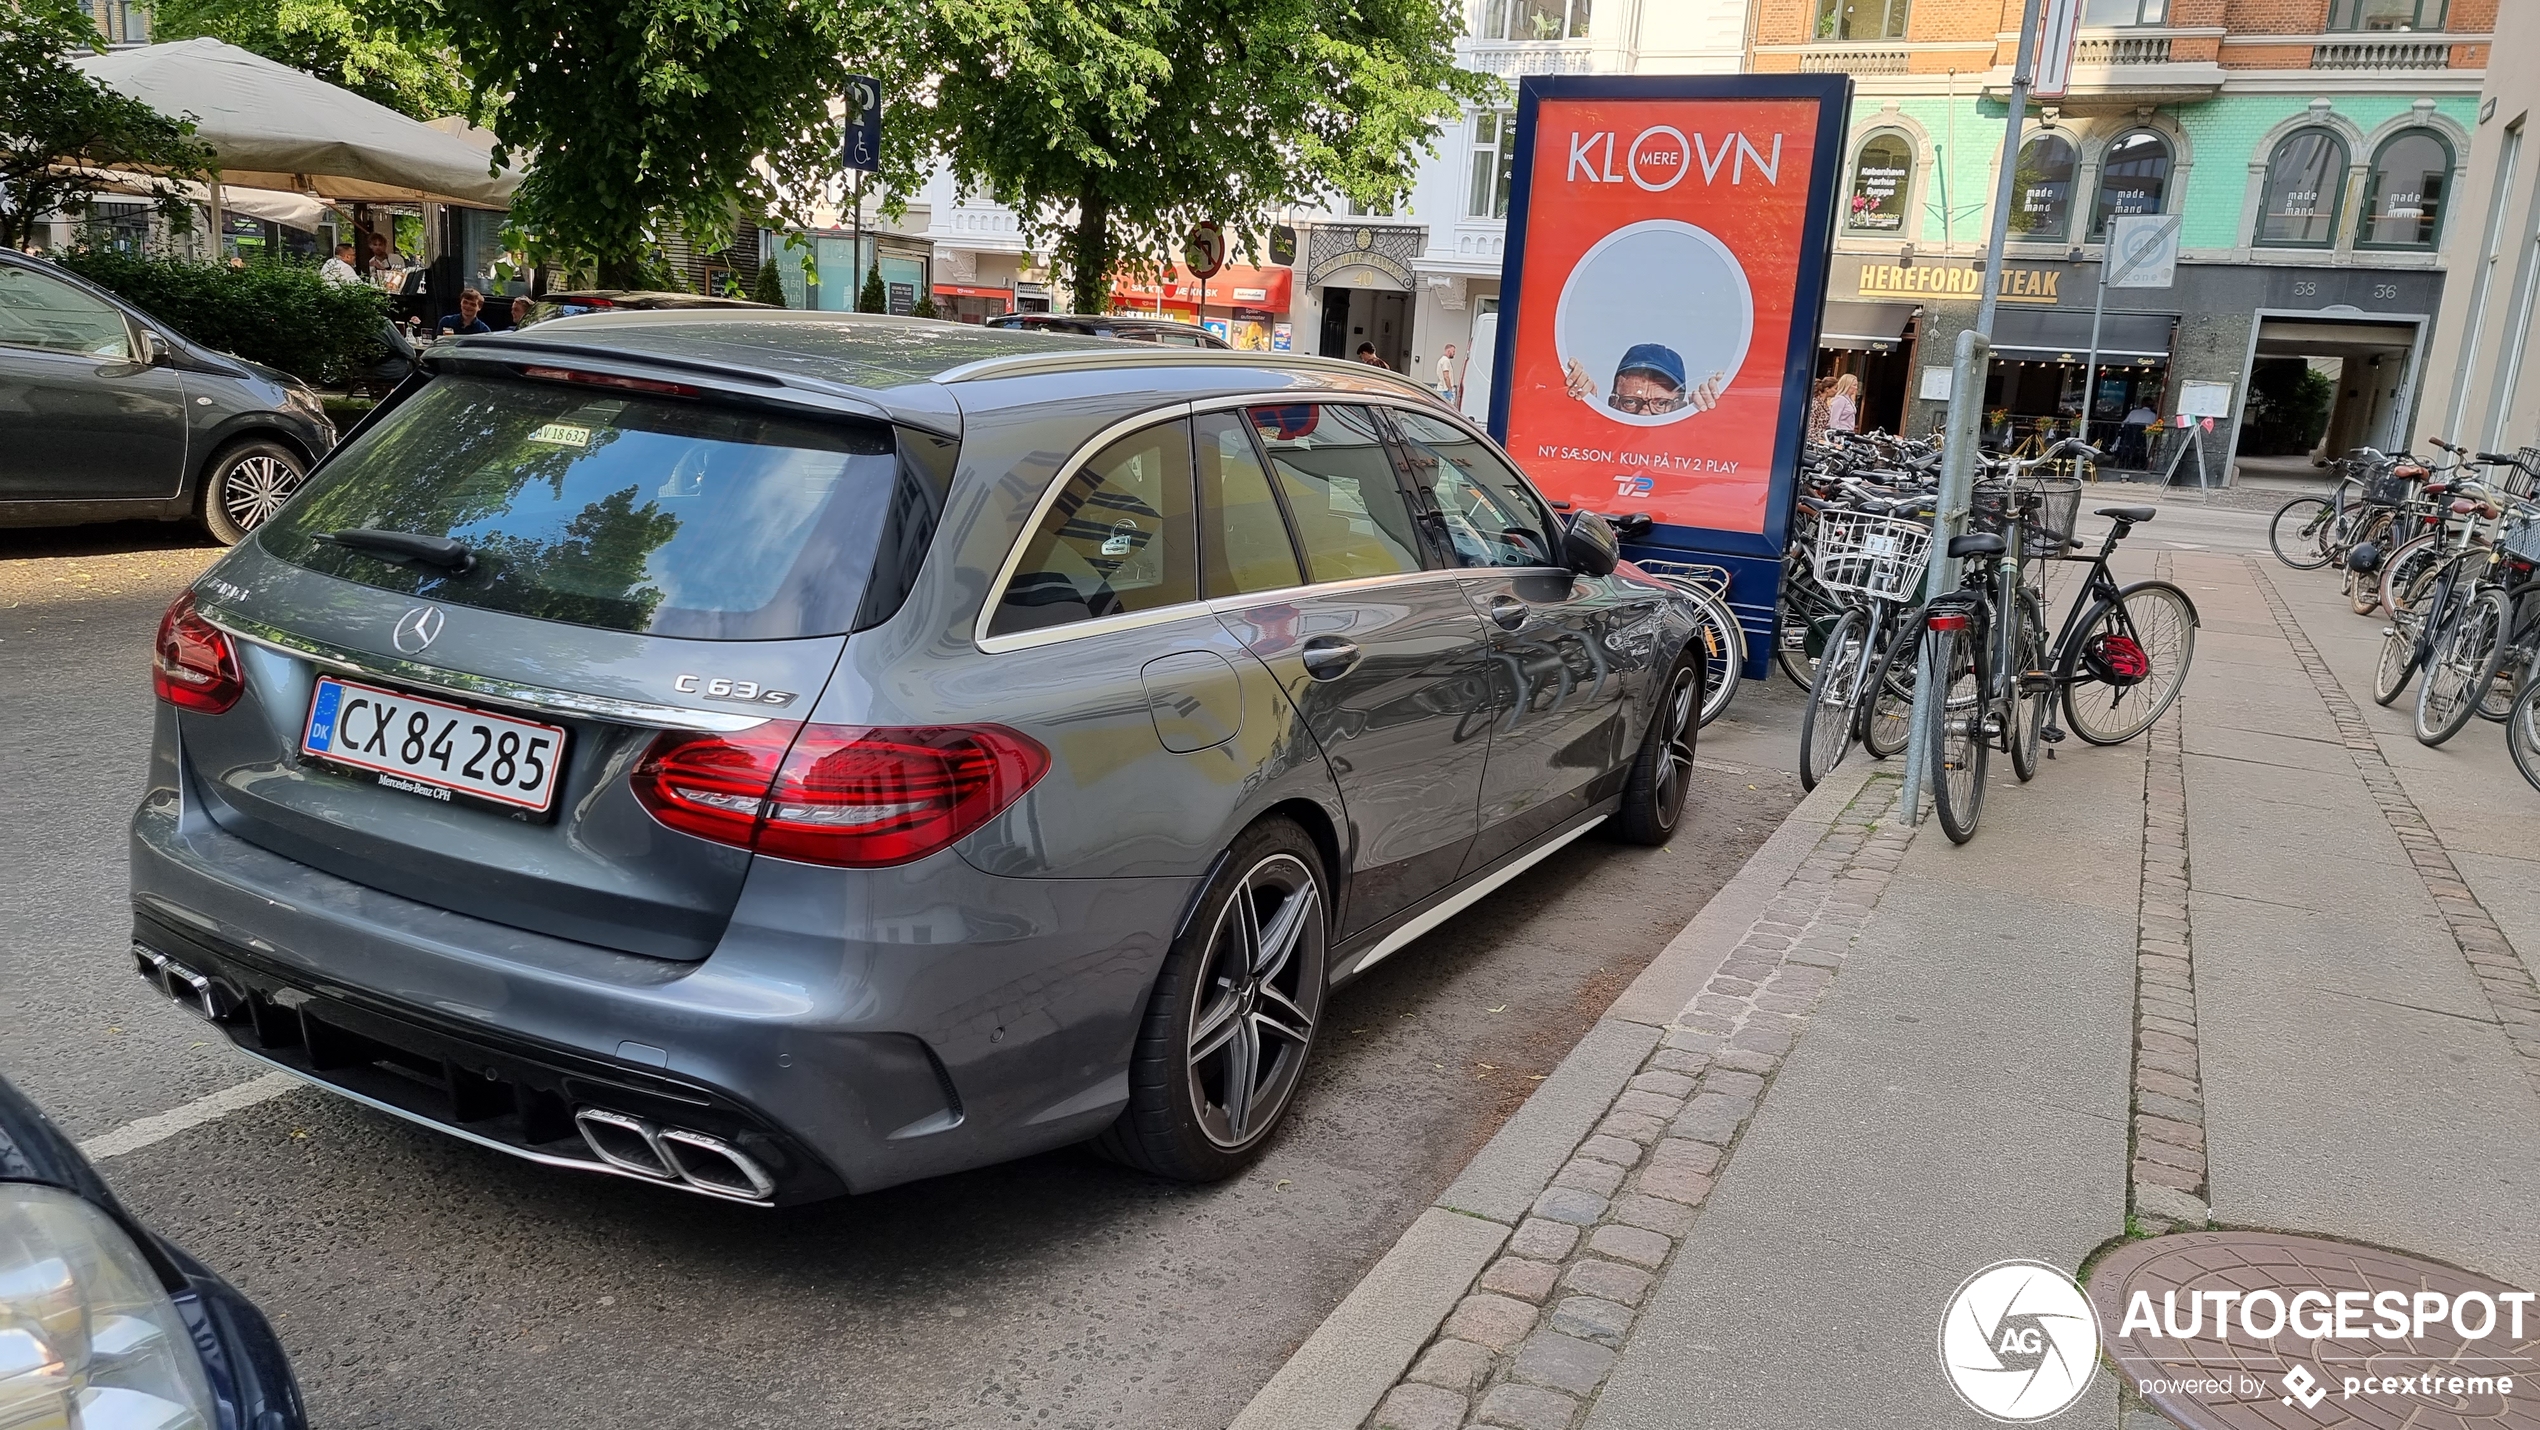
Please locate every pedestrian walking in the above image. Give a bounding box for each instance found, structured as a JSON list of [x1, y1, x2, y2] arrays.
[[1436, 343, 1458, 399], [1827, 373, 1860, 434]]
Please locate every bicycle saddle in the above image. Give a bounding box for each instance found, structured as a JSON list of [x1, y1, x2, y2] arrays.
[[1947, 532, 2006, 558], [2095, 506, 2156, 523]]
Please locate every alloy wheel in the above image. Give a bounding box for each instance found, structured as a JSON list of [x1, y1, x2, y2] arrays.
[[1185, 854, 1323, 1149], [222, 452, 304, 533]]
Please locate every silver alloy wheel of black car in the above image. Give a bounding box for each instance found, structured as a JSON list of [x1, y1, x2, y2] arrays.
[[1649, 665, 1698, 829], [203, 439, 308, 545], [1185, 852, 1323, 1149]]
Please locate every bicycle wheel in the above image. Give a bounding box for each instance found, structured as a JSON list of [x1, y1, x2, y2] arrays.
[[2373, 556, 2462, 705], [2378, 532, 2445, 619], [2373, 624, 2424, 706], [2269, 496, 2336, 569], [1667, 581, 1744, 728], [1928, 623, 1988, 844], [2059, 580, 2197, 745], [2510, 673, 2540, 795], [2415, 587, 2509, 747], [1863, 608, 1922, 760], [2008, 588, 2050, 782], [1775, 587, 1835, 689], [2479, 647, 2525, 722], [1799, 608, 1869, 792]]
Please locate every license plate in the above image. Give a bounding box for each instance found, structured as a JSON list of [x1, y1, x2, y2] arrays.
[[302, 677, 567, 814]]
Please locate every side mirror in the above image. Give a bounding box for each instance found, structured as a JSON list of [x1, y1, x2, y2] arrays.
[[1563, 510, 1620, 578], [139, 331, 171, 366]]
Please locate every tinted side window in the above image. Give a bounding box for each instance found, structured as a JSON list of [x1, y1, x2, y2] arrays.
[[1391, 411, 1559, 569], [989, 418, 1198, 636], [1250, 404, 1426, 583], [0, 266, 131, 359], [1196, 411, 1303, 597]]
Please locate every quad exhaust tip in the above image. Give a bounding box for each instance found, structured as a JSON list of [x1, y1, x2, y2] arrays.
[[132, 943, 231, 1021], [573, 1107, 775, 1202]]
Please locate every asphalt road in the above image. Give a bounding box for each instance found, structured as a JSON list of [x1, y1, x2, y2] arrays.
[[0, 519, 1806, 1430]]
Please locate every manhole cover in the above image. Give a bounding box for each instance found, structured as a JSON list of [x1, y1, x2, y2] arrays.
[[2089, 1231, 2539, 1428]]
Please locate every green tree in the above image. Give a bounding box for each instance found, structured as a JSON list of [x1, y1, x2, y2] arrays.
[[0, 0, 216, 251], [419, 0, 920, 286], [902, 0, 1494, 313], [909, 291, 938, 319], [750, 256, 787, 307], [857, 259, 885, 313], [150, 0, 467, 120]]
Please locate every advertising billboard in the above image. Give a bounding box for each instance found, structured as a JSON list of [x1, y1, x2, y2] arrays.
[[1489, 76, 1850, 569]]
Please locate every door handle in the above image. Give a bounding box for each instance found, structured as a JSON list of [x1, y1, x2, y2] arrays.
[[1300, 637, 1362, 682], [1487, 595, 1529, 631]]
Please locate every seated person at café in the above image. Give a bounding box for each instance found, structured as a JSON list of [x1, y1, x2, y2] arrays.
[[437, 287, 491, 336]]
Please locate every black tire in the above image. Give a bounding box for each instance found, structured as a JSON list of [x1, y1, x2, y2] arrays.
[[2378, 533, 2444, 620], [198, 437, 308, 545], [1863, 608, 1923, 761], [2269, 496, 2336, 569], [1611, 656, 1700, 845], [1775, 587, 1836, 689], [2415, 586, 2508, 747], [1928, 624, 1988, 845], [2008, 588, 2050, 783], [1799, 607, 1869, 792], [2374, 624, 2424, 706], [1096, 818, 1328, 1181], [2510, 673, 2540, 795], [2059, 580, 2197, 746]]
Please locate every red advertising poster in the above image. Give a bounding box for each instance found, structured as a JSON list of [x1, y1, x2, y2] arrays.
[[1494, 81, 1847, 548]]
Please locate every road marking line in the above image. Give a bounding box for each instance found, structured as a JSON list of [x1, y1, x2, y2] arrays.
[[78, 1072, 302, 1162]]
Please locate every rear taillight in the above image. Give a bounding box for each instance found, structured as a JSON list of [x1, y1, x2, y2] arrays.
[[152, 592, 243, 713], [632, 722, 1049, 868]]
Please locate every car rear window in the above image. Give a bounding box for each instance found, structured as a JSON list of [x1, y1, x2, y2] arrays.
[[260, 375, 902, 639]]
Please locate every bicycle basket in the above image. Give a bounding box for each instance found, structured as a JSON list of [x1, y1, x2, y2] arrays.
[[2360, 467, 2416, 506], [1970, 476, 2084, 552], [2503, 503, 2540, 567], [1632, 559, 1733, 596], [1810, 510, 1932, 603]]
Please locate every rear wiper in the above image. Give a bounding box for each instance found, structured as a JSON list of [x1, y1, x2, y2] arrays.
[[321, 528, 476, 573]]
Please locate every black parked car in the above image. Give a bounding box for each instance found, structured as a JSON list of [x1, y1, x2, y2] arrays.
[[0, 250, 337, 544], [0, 1073, 305, 1428], [983, 312, 1233, 347]]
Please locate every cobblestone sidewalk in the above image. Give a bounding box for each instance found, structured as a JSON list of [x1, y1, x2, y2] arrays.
[[1367, 775, 1913, 1430]]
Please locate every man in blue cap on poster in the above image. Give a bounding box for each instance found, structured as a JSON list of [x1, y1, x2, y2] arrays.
[[1564, 343, 1725, 417]]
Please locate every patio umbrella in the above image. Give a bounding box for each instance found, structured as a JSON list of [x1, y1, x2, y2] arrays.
[[73, 38, 519, 208]]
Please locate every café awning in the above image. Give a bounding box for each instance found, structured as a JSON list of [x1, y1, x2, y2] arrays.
[[74, 39, 520, 208], [51, 165, 328, 229], [1990, 309, 2176, 364], [1818, 300, 1915, 352]]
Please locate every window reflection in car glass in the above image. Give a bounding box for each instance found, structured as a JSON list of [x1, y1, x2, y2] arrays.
[[1196, 411, 1303, 597], [991, 418, 1199, 635], [0, 267, 133, 360], [1249, 404, 1426, 583], [1390, 411, 1555, 569]]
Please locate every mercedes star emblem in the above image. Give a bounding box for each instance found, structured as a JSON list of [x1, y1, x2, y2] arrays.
[[391, 605, 446, 654]]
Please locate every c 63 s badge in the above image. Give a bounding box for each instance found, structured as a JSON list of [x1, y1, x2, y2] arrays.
[[674, 675, 798, 707]]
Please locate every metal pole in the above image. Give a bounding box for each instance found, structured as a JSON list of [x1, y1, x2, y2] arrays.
[[2081, 256, 2108, 464], [1975, 0, 2046, 338], [1900, 327, 1995, 823]]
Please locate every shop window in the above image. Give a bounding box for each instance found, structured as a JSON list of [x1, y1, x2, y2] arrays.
[[1480, 0, 1588, 41], [1846, 131, 1914, 234], [1815, 0, 1908, 40], [2089, 130, 2171, 238], [1468, 111, 1517, 220], [2256, 129, 2348, 248], [2328, 0, 2446, 30], [2009, 133, 2077, 243], [2082, 0, 2166, 21], [2360, 129, 2451, 249]]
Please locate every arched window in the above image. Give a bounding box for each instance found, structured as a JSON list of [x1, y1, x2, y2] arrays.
[[2010, 133, 2077, 242], [2360, 129, 2452, 249], [1846, 131, 1914, 234], [2256, 128, 2348, 248], [2090, 130, 2172, 238]]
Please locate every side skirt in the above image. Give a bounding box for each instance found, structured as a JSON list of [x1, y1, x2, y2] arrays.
[[1327, 800, 1616, 986]]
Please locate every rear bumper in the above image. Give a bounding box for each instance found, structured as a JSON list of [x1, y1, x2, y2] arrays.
[[130, 740, 1200, 1201]]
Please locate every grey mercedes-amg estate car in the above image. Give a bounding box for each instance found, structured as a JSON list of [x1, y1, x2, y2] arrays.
[[129, 312, 1706, 1204]]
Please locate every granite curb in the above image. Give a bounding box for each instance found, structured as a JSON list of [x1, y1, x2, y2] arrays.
[[1227, 756, 1890, 1430]]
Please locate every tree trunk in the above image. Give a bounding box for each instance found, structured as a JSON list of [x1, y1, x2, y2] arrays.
[[598, 251, 650, 290], [1067, 194, 1111, 315]]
